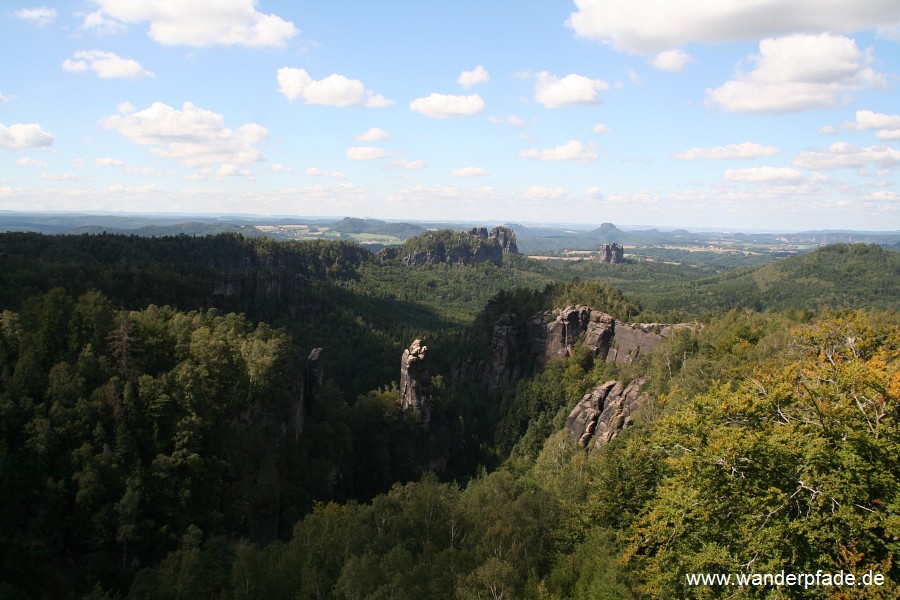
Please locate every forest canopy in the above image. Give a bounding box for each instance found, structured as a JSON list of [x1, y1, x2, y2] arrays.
[[0, 232, 897, 599]]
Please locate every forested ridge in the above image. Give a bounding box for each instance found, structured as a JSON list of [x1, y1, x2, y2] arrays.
[[0, 232, 897, 598]]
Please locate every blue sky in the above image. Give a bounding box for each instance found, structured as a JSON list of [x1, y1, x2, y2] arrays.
[[1, 1, 899, 231]]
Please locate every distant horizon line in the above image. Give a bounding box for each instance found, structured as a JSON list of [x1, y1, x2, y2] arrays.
[[1, 209, 898, 236]]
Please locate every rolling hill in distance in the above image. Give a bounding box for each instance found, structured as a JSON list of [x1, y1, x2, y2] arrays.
[[3, 210, 899, 249]]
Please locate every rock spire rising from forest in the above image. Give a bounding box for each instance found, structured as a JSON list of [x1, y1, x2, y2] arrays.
[[400, 339, 431, 422]]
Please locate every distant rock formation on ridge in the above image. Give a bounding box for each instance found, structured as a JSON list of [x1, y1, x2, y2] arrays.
[[399, 226, 518, 266]]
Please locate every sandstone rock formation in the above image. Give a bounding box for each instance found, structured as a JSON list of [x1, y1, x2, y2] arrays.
[[467, 305, 689, 390], [481, 313, 525, 390], [378, 247, 399, 260], [401, 226, 518, 267], [598, 242, 624, 264], [400, 339, 431, 422], [565, 378, 645, 449], [487, 225, 519, 254]]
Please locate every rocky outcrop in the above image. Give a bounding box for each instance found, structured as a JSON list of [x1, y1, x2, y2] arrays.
[[400, 339, 431, 423], [378, 247, 399, 260], [291, 347, 324, 440], [466, 305, 693, 391], [566, 378, 645, 449], [599, 243, 624, 264], [487, 226, 518, 254], [531, 306, 615, 365], [401, 226, 518, 267], [533, 306, 690, 366]]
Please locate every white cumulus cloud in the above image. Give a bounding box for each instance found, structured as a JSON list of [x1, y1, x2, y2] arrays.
[[534, 72, 609, 108], [458, 65, 490, 89], [95, 157, 161, 176], [839, 110, 900, 140], [507, 115, 525, 128], [520, 140, 597, 162], [81, 9, 126, 34], [16, 156, 48, 167], [304, 167, 347, 178], [0, 123, 54, 150], [277, 68, 392, 107], [88, 0, 297, 47], [567, 0, 900, 54], [652, 49, 692, 72], [793, 143, 900, 170], [63, 50, 154, 79], [41, 172, 81, 182], [707, 34, 884, 113], [15, 7, 57, 27], [586, 186, 605, 199], [724, 166, 805, 183], [592, 123, 610, 134], [674, 142, 780, 160], [272, 163, 293, 173], [354, 127, 390, 141], [452, 167, 489, 177], [410, 93, 484, 118], [347, 146, 392, 160], [100, 101, 267, 177], [392, 159, 428, 170]]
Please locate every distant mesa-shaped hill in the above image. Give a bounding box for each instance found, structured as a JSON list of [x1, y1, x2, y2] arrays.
[[328, 217, 427, 238]]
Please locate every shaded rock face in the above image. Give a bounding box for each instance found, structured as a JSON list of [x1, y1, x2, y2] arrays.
[[378, 247, 399, 260], [400, 339, 431, 422], [566, 378, 645, 449], [292, 347, 324, 440], [533, 306, 685, 367], [470, 305, 677, 391], [489, 226, 518, 254], [599, 243, 624, 264], [532, 306, 616, 365], [466, 226, 519, 255]]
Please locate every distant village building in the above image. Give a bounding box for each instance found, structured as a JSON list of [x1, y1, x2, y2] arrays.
[[598, 243, 624, 264]]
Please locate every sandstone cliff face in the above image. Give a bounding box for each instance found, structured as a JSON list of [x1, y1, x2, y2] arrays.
[[401, 226, 518, 267], [400, 339, 431, 423], [469, 305, 685, 390], [565, 378, 645, 450], [487, 226, 518, 254], [533, 305, 693, 367], [598, 242, 624, 264]]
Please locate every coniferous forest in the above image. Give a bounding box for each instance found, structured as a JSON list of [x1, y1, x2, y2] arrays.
[[0, 231, 898, 599]]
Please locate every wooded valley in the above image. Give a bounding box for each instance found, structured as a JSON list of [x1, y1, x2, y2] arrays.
[[0, 231, 897, 599]]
